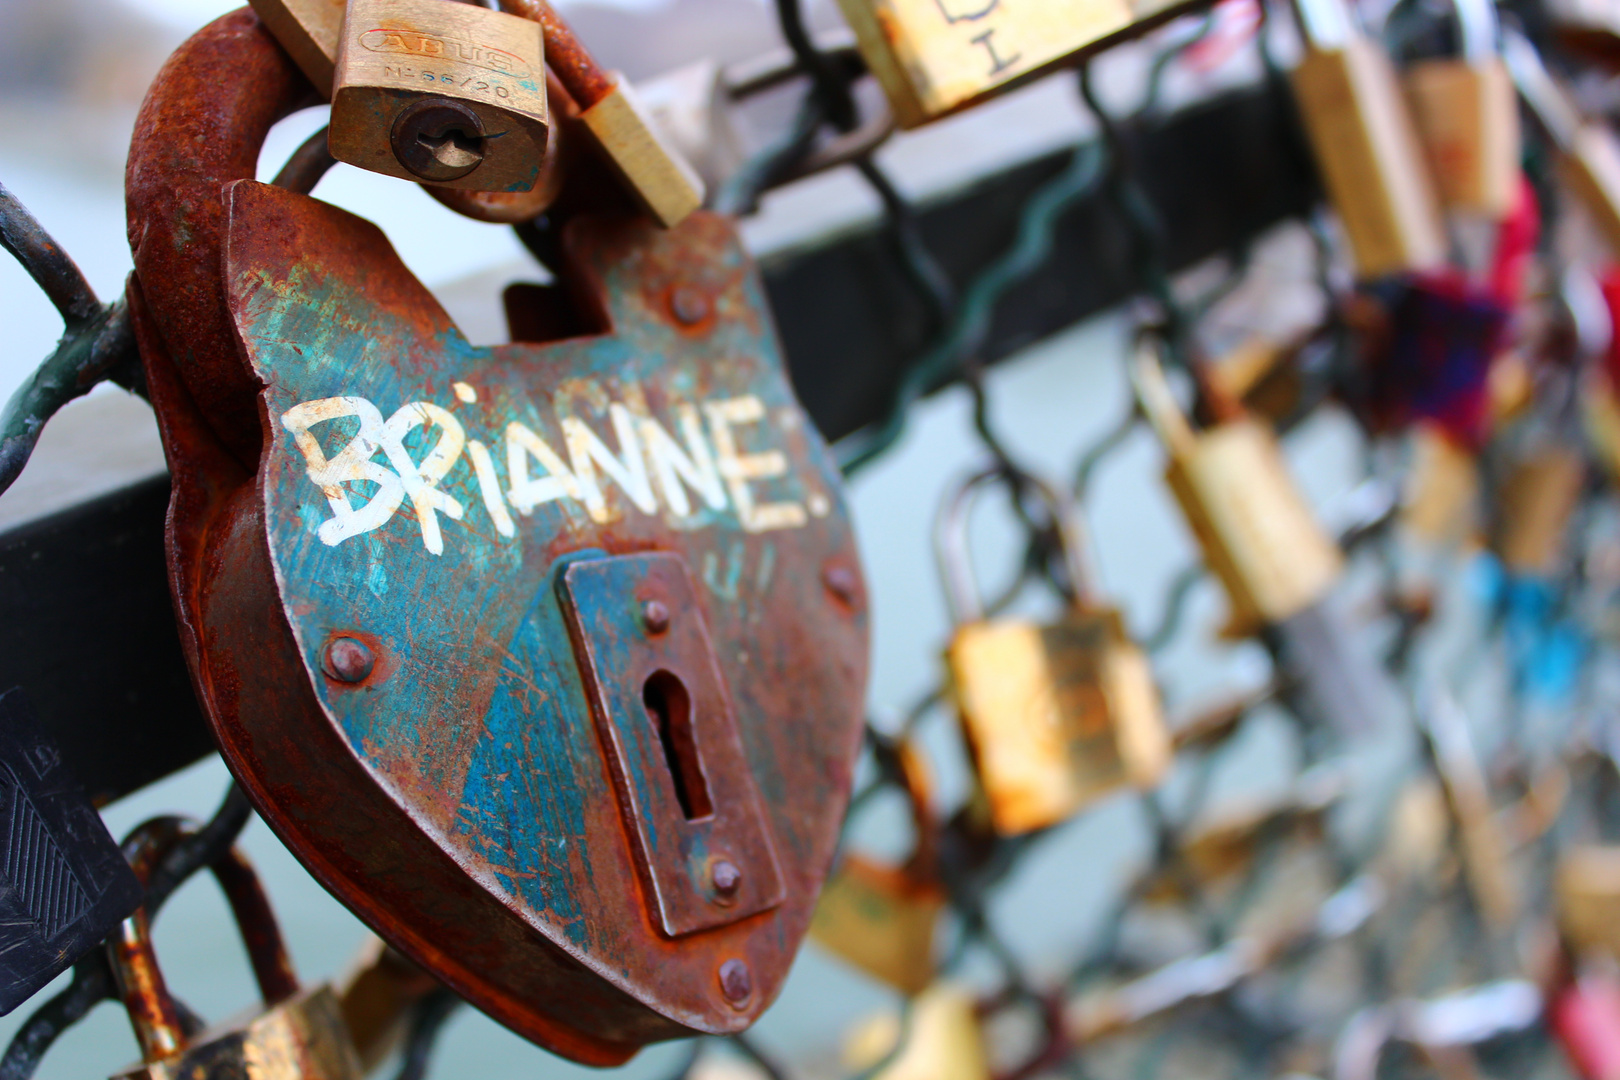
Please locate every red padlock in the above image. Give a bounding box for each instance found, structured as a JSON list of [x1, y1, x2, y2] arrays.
[[125, 10, 868, 1064]]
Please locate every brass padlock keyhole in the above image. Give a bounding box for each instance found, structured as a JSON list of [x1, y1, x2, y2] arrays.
[[390, 99, 489, 183]]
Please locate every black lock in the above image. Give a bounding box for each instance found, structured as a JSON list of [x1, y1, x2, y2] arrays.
[[0, 688, 142, 1013]]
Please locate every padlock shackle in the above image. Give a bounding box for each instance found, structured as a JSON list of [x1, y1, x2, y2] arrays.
[[1130, 335, 1200, 461], [495, 0, 615, 107], [1292, 0, 1356, 51], [1502, 29, 1581, 148], [934, 466, 1098, 626], [127, 8, 323, 471], [110, 818, 302, 1064], [1451, 0, 1500, 63]]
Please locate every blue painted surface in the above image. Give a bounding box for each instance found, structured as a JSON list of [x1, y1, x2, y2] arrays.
[[221, 182, 868, 1017]]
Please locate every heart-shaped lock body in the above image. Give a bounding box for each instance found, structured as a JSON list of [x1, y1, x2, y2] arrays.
[[125, 10, 868, 1064]]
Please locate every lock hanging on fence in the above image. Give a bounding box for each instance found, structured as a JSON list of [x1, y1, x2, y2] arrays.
[[327, 0, 552, 191], [810, 740, 946, 994], [1504, 28, 1620, 257], [833, 0, 1204, 128], [1402, 0, 1520, 219], [1132, 338, 1344, 639], [125, 9, 867, 1064], [107, 818, 362, 1080], [1289, 0, 1447, 279], [936, 468, 1169, 838], [252, 0, 702, 220]]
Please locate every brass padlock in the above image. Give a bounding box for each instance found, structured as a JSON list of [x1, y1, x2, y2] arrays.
[[810, 742, 944, 994], [328, 0, 550, 191], [843, 983, 990, 1080], [1402, 0, 1519, 218], [1400, 421, 1480, 547], [334, 937, 441, 1073], [1419, 686, 1517, 928], [1504, 28, 1620, 256], [835, 0, 1133, 128], [107, 819, 362, 1080], [1558, 846, 1620, 960], [938, 468, 1169, 837], [1132, 340, 1344, 638], [1289, 0, 1446, 278], [1492, 442, 1585, 576], [484, 0, 702, 227]]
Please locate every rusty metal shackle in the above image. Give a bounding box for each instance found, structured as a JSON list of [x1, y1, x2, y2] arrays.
[[109, 817, 300, 1064]]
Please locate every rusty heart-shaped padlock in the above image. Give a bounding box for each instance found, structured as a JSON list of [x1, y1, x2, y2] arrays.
[[124, 10, 868, 1064]]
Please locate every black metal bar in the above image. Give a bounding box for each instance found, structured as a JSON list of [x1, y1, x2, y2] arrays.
[[0, 476, 213, 806]]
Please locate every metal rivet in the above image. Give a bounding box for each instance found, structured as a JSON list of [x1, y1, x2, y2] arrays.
[[642, 600, 670, 635], [718, 959, 752, 1006], [822, 564, 858, 605], [711, 859, 742, 900], [324, 637, 375, 683], [670, 285, 710, 326], [391, 98, 486, 182]]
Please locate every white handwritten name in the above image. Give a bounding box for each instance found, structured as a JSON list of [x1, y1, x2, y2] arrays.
[[280, 388, 822, 555]]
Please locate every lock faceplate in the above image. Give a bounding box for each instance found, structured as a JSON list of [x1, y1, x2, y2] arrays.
[[558, 552, 784, 937]]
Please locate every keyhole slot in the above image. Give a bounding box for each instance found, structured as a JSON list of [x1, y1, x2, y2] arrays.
[[418, 127, 484, 170], [642, 670, 713, 821]]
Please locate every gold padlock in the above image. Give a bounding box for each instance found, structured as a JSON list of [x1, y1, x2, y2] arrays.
[[843, 983, 990, 1080], [1492, 443, 1585, 575], [328, 0, 550, 191], [1581, 367, 1620, 480], [1419, 686, 1517, 928], [1504, 28, 1620, 256], [249, 0, 347, 92], [107, 820, 362, 1080], [1132, 339, 1344, 638], [810, 742, 945, 994], [1400, 422, 1480, 548], [1557, 846, 1620, 959], [937, 468, 1169, 837], [1289, 0, 1447, 278], [1174, 781, 1339, 891], [833, 0, 1135, 128], [496, 0, 704, 227], [334, 937, 442, 1074], [1403, 0, 1519, 218]]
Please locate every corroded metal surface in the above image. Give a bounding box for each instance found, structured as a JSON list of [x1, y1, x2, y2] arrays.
[[126, 10, 868, 1065]]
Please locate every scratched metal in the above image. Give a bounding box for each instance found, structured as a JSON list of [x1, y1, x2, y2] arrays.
[[125, 11, 869, 1065]]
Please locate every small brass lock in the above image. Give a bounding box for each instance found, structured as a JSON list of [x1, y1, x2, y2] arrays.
[[107, 819, 362, 1080], [811, 741, 944, 994], [1289, 0, 1446, 278], [937, 468, 1169, 837], [1505, 28, 1620, 257], [833, 0, 1133, 127], [1558, 846, 1620, 959], [1492, 443, 1585, 576], [1400, 422, 1480, 548], [843, 984, 989, 1080], [1403, 0, 1519, 218], [329, 0, 550, 191], [1132, 339, 1344, 638]]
